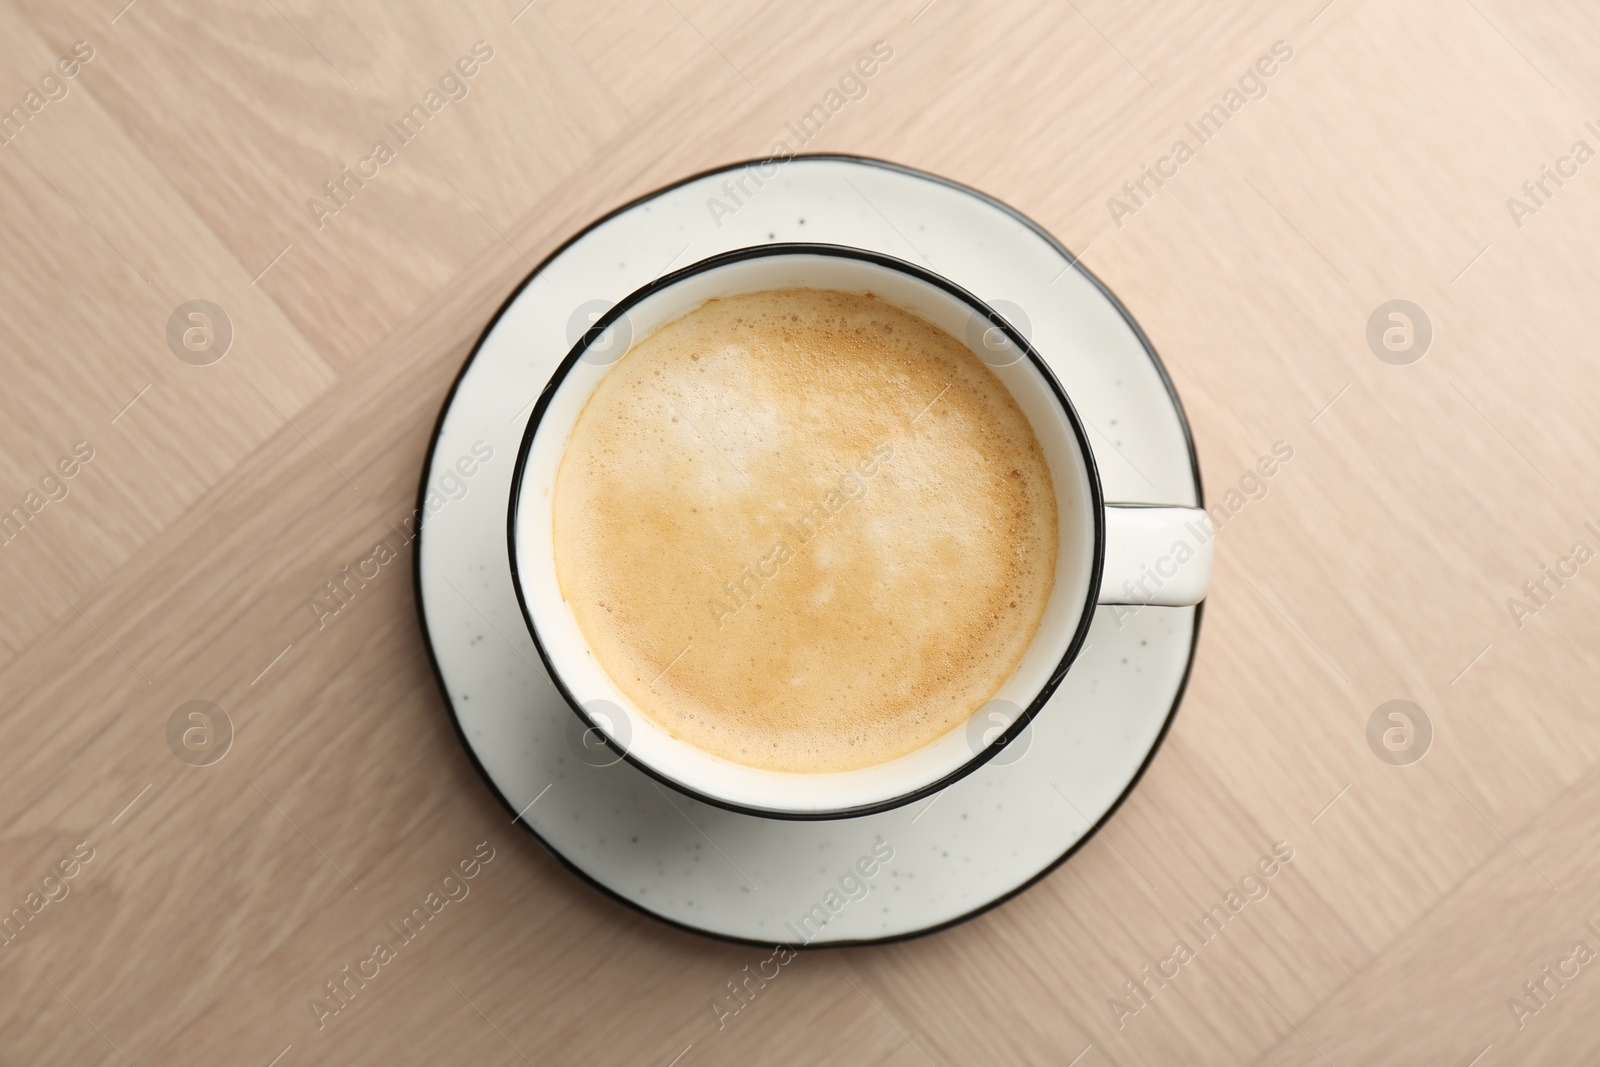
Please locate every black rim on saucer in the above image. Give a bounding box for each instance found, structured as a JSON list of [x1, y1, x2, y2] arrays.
[[505, 242, 1107, 822], [414, 154, 1205, 946]]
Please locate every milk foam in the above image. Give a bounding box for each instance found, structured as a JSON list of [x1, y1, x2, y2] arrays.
[[552, 289, 1057, 773]]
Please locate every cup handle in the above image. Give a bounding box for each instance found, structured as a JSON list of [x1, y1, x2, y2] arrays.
[[1097, 505, 1213, 606]]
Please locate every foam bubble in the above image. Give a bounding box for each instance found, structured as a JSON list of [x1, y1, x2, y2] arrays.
[[552, 289, 1058, 773]]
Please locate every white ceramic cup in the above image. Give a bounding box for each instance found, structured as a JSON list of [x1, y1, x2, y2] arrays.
[[509, 244, 1211, 819]]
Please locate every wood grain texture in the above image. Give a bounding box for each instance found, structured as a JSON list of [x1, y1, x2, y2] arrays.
[[2, 0, 1597, 1063]]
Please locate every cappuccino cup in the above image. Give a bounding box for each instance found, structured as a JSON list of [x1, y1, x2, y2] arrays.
[[509, 244, 1210, 819]]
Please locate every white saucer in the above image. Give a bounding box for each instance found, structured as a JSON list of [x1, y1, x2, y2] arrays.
[[415, 155, 1203, 945]]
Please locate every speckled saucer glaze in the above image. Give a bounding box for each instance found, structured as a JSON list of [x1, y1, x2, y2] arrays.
[[415, 155, 1203, 945]]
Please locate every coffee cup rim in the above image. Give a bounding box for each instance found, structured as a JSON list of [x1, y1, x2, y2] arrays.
[[506, 242, 1107, 819]]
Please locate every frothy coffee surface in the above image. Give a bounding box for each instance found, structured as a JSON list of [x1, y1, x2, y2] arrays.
[[552, 288, 1058, 774]]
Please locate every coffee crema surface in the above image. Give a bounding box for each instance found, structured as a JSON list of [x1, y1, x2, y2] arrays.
[[551, 288, 1058, 774]]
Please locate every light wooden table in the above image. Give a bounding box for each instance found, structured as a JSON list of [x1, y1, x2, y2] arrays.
[[3, 0, 1599, 1063]]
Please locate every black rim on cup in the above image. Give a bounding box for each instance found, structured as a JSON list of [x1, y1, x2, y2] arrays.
[[505, 242, 1107, 821]]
